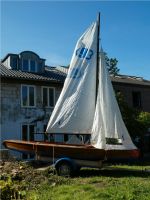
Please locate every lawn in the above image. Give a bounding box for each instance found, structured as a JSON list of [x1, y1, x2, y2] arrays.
[[28, 165, 150, 200], [1, 161, 150, 200]]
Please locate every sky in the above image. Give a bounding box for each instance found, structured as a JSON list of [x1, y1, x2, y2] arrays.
[[1, 1, 150, 80]]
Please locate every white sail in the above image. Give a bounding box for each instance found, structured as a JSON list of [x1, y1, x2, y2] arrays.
[[91, 50, 137, 150], [46, 22, 98, 133]]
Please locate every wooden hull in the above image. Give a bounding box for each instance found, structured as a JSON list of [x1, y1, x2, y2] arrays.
[[3, 140, 140, 162], [106, 149, 140, 162], [3, 140, 105, 161]]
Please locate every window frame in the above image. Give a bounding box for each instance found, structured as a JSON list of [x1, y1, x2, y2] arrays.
[[41, 86, 55, 108], [21, 124, 35, 159], [22, 59, 29, 72], [22, 59, 37, 72], [22, 124, 35, 141], [30, 60, 37, 72], [21, 85, 36, 108], [12, 57, 18, 69]]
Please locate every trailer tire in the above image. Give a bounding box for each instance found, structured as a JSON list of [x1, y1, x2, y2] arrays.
[[55, 161, 73, 177]]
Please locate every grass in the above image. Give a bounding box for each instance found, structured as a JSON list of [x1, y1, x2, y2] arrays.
[[1, 161, 150, 200], [26, 165, 150, 200]]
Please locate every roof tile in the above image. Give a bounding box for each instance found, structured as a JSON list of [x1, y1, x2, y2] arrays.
[[0, 63, 66, 83]]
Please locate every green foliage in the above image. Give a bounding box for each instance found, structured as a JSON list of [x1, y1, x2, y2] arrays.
[[106, 138, 121, 145], [116, 91, 150, 138], [0, 175, 26, 200], [1, 161, 150, 200], [105, 54, 119, 76], [137, 112, 150, 129], [0, 161, 49, 200]]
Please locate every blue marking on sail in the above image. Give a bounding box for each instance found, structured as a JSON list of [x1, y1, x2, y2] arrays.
[[69, 68, 83, 79], [76, 47, 94, 60]]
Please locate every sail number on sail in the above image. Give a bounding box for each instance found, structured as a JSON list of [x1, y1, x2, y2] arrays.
[[70, 47, 94, 79], [76, 47, 93, 60]]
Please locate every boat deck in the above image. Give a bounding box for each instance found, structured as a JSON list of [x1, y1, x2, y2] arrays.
[[4, 140, 94, 148]]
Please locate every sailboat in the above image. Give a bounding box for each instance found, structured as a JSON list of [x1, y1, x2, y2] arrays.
[[3, 14, 140, 173]]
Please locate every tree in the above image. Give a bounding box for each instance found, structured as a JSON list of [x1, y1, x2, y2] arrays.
[[105, 54, 119, 76]]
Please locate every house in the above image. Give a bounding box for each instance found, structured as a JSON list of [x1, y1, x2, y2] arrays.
[[1, 50, 150, 158], [111, 75, 150, 112], [0, 51, 66, 158]]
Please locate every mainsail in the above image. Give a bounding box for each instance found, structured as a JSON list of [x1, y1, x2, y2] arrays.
[[91, 50, 137, 150], [46, 22, 98, 133]]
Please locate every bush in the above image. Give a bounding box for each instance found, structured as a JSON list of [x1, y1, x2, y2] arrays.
[[116, 92, 150, 138], [0, 175, 26, 200], [137, 112, 150, 130]]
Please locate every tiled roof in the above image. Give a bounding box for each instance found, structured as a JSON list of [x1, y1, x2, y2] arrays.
[[111, 75, 150, 86], [56, 66, 150, 87], [0, 63, 66, 83], [56, 66, 69, 74], [1, 62, 150, 87]]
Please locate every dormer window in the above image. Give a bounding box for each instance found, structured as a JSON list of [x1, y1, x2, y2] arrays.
[[30, 60, 36, 72], [2, 51, 45, 72], [22, 59, 37, 72], [12, 57, 18, 69], [22, 59, 29, 71]]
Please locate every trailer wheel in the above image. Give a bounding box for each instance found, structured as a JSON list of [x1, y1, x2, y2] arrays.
[[55, 161, 73, 177]]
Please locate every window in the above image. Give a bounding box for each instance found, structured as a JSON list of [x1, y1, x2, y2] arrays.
[[22, 59, 29, 71], [43, 88, 48, 107], [42, 87, 55, 107], [132, 91, 142, 108], [22, 124, 35, 159], [29, 87, 35, 106], [22, 59, 37, 72], [22, 124, 35, 141], [22, 125, 28, 141], [30, 60, 36, 72], [29, 125, 35, 141], [21, 85, 35, 107], [49, 88, 55, 107], [12, 57, 18, 69], [64, 134, 68, 142]]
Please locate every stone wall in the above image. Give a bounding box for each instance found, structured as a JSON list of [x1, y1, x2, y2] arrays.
[[1, 82, 62, 148], [113, 83, 150, 112]]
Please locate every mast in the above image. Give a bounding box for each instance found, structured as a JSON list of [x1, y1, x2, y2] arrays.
[[95, 12, 100, 105]]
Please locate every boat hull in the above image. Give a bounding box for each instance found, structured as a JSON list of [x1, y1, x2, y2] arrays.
[[106, 149, 140, 163], [3, 140, 140, 162], [3, 140, 105, 161]]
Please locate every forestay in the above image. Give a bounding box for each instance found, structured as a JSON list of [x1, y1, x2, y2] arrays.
[[91, 50, 137, 150], [46, 22, 98, 133]]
